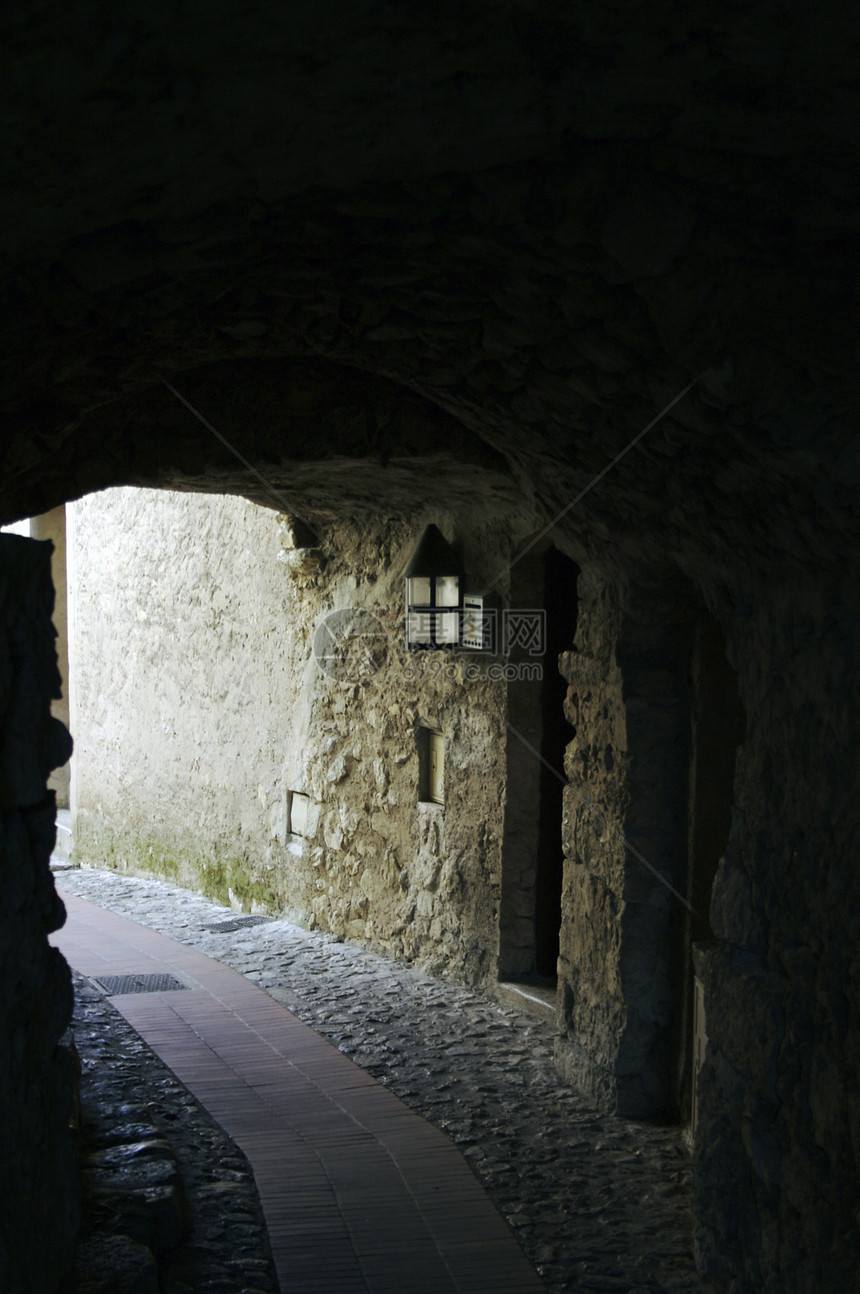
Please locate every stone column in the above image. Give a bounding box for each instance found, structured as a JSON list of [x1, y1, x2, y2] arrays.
[[29, 507, 70, 809], [0, 533, 78, 1293], [556, 567, 691, 1119]]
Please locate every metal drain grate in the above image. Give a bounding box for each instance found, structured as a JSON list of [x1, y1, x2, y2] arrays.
[[204, 915, 272, 934], [90, 973, 189, 996]]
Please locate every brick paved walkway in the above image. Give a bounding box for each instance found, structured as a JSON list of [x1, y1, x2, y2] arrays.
[[53, 892, 544, 1294], [56, 867, 705, 1293]]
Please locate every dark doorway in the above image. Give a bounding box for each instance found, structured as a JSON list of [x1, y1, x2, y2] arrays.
[[497, 541, 579, 990], [534, 547, 579, 978], [676, 609, 746, 1123]]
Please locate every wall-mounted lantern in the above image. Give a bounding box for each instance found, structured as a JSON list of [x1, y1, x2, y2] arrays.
[[405, 525, 463, 648]]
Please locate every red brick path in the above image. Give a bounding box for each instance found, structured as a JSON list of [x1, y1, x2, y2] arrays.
[[53, 892, 544, 1294]]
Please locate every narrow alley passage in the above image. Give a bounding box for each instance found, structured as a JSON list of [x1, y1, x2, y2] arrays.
[[55, 869, 703, 1294]]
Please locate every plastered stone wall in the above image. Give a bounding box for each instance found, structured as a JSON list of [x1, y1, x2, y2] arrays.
[[0, 535, 77, 1293], [71, 488, 514, 987]]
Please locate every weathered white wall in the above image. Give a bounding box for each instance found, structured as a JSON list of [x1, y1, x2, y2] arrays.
[[70, 487, 515, 986]]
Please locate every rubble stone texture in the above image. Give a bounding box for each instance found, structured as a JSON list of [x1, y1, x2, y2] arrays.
[[1, 4, 859, 1291]]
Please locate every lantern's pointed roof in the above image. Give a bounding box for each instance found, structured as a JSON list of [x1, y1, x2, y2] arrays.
[[405, 524, 463, 577]]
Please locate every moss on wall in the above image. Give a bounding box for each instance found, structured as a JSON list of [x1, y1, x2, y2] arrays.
[[74, 815, 282, 915]]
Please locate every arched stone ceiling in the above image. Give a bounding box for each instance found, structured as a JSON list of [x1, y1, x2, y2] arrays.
[[2, 2, 858, 587]]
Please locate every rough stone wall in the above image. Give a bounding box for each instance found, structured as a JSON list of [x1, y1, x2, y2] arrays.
[[0, 534, 77, 1293], [71, 487, 513, 987], [558, 568, 706, 1120], [694, 573, 860, 1292], [557, 557, 860, 1287], [557, 569, 630, 1109]]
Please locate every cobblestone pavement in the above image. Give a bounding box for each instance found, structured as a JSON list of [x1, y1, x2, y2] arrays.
[[58, 867, 706, 1294], [65, 971, 278, 1294]]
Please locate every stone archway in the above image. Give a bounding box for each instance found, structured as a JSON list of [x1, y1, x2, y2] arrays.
[[2, 5, 859, 1289]]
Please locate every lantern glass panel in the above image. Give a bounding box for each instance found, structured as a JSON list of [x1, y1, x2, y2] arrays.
[[435, 575, 460, 607], [407, 575, 432, 605], [435, 609, 460, 644], [407, 610, 432, 644]]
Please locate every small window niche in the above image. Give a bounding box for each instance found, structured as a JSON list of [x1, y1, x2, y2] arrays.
[[418, 728, 445, 806], [287, 790, 311, 837]]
